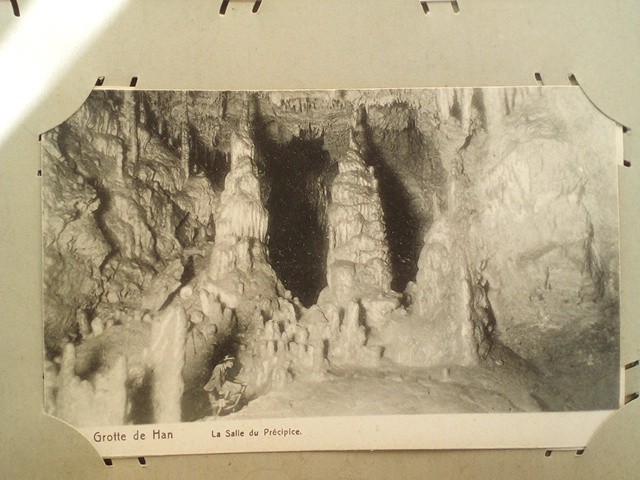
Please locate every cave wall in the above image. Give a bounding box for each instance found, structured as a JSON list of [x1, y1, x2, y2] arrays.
[[42, 91, 221, 354], [377, 87, 618, 373], [459, 89, 619, 367]]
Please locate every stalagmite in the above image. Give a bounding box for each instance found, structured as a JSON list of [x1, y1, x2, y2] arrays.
[[148, 306, 188, 423], [382, 218, 495, 367], [313, 107, 401, 365], [55, 343, 128, 426], [325, 300, 375, 366], [91, 317, 104, 336], [343, 301, 362, 339], [208, 99, 269, 280], [44, 360, 58, 415], [76, 309, 90, 338], [325, 115, 392, 302]]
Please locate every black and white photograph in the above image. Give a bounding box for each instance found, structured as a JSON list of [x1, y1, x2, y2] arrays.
[[41, 87, 620, 434]]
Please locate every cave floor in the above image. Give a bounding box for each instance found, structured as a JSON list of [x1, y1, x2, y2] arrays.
[[198, 339, 619, 421], [206, 358, 545, 421]]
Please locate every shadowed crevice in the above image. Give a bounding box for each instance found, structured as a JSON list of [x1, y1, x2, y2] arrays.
[[254, 117, 332, 306]]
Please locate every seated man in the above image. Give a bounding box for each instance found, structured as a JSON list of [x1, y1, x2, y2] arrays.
[[203, 355, 246, 416]]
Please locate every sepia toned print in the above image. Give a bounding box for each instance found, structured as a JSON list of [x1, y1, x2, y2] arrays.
[[42, 87, 619, 432]]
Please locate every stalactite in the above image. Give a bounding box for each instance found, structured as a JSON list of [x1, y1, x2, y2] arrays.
[[122, 90, 138, 178], [482, 88, 504, 133], [435, 89, 452, 123], [180, 90, 190, 181], [457, 88, 472, 133]]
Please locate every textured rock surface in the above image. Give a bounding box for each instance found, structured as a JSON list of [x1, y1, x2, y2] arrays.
[[54, 344, 128, 427], [385, 218, 495, 367], [148, 305, 188, 423], [42, 91, 221, 355], [42, 87, 620, 424], [208, 124, 269, 280], [373, 88, 618, 383], [325, 127, 391, 302]]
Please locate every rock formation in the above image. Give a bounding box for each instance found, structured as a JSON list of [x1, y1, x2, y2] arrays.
[[324, 123, 392, 302], [207, 109, 269, 282], [189, 97, 326, 400], [54, 343, 128, 427], [148, 305, 188, 423], [41, 87, 620, 424], [384, 218, 495, 367], [313, 109, 401, 365]]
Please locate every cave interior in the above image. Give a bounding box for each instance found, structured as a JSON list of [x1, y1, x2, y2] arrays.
[[41, 88, 620, 425]]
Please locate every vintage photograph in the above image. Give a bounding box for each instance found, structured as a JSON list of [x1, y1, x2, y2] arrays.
[[42, 87, 620, 428]]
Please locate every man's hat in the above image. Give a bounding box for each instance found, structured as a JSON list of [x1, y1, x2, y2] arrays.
[[222, 355, 235, 362]]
